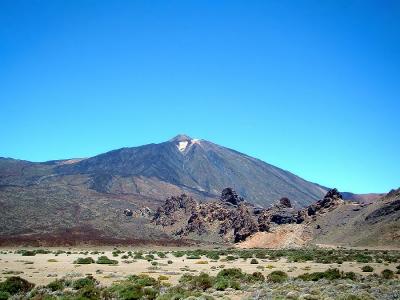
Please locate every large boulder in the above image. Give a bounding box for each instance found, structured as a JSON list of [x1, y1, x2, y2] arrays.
[[220, 187, 244, 206], [279, 197, 292, 208]]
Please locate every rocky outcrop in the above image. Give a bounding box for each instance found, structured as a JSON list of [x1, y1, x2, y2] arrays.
[[279, 197, 292, 208], [219, 203, 259, 242], [153, 189, 258, 242], [220, 187, 244, 206], [153, 194, 197, 226], [303, 188, 344, 218], [152, 188, 346, 244]]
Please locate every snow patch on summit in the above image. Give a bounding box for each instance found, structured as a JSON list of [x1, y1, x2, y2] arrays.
[[178, 141, 189, 152], [177, 139, 201, 152]]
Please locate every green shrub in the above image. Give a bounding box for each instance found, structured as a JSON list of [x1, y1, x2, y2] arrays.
[[267, 270, 288, 283], [72, 276, 97, 290], [226, 255, 237, 261], [74, 257, 95, 264], [157, 252, 167, 258], [230, 280, 241, 290], [238, 251, 253, 259], [134, 252, 144, 259], [127, 274, 158, 287], [96, 256, 118, 265], [247, 272, 265, 282], [381, 269, 394, 279], [250, 258, 259, 264], [0, 291, 10, 300], [145, 254, 155, 261], [255, 252, 267, 259], [216, 268, 244, 280], [111, 283, 144, 300], [297, 268, 342, 281], [167, 260, 173, 264], [324, 268, 342, 280], [181, 273, 214, 291], [47, 279, 65, 291], [78, 286, 101, 300], [214, 278, 229, 291], [143, 287, 158, 300], [206, 252, 220, 260], [0, 276, 34, 295], [20, 250, 36, 256], [297, 272, 325, 281], [361, 265, 374, 272], [172, 251, 184, 258]]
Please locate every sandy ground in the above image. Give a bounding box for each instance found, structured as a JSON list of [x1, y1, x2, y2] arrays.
[[1, 249, 398, 288]]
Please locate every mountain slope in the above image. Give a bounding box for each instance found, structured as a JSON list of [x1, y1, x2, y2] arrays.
[[309, 188, 400, 247], [0, 134, 336, 245], [55, 134, 327, 207]]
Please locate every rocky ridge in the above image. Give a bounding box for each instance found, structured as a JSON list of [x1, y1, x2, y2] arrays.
[[152, 187, 345, 243]]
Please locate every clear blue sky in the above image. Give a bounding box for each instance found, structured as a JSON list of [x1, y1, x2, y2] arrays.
[[0, 0, 399, 193]]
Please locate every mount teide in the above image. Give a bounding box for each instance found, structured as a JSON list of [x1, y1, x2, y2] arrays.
[[55, 134, 327, 207], [0, 135, 389, 245]]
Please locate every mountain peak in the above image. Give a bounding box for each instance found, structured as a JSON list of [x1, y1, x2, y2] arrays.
[[169, 134, 193, 142]]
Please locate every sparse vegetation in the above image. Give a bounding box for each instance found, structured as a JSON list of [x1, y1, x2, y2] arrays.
[[361, 265, 374, 272], [0, 276, 34, 295], [47, 279, 65, 291], [250, 258, 259, 264], [74, 257, 95, 264], [381, 269, 395, 279], [96, 256, 118, 265], [267, 270, 288, 283], [0, 248, 399, 300]]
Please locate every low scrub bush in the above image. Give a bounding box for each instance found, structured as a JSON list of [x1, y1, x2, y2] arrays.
[[109, 283, 144, 300], [172, 251, 185, 258], [267, 270, 288, 283], [247, 272, 265, 283], [47, 279, 65, 291], [216, 268, 245, 281], [250, 258, 259, 264], [179, 273, 213, 291], [74, 257, 95, 264], [225, 255, 237, 261], [96, 256, 118, 265], [127, 274, 158, 287], [361, 265, 374, 272], [0, 276, 34, 295], [145, 254, 155, 261], [72, 276, 97, 290], [381, 269, 394, 279], [0, 291, 10, 300], [297, 268, 343, 281], [157, 252, 167, 258], [205, 252, 220, 260]]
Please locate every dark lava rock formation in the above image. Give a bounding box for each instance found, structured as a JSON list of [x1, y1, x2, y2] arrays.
[[220, 187, 244, 206], [304, 188, 344, 217], [152, 188, 345, 243]]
